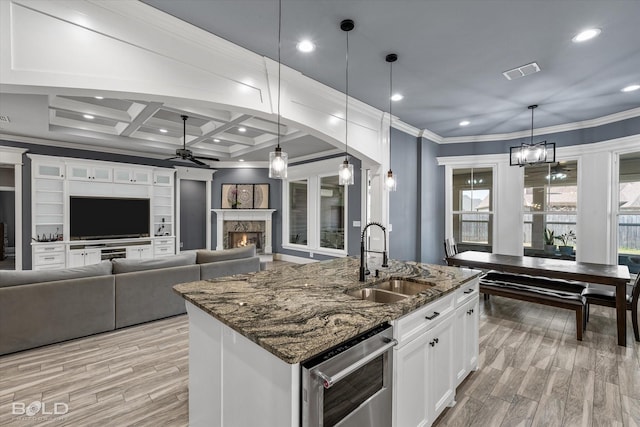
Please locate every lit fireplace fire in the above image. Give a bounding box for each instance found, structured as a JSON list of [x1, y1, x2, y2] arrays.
[[228, 231, 262, 251]]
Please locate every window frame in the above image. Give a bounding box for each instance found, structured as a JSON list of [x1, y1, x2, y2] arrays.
[[282, 159, 349, 257], [614, 149, 640, 269]]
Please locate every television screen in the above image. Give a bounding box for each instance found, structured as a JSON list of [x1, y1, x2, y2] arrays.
[[70, 197, 150, 240]]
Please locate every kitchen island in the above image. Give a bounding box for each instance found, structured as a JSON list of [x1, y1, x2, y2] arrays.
[[174, 257, 481, 427]]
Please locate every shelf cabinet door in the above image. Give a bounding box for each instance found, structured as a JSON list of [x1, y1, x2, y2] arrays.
[[67, 164, 112, 182], [114, 168, 152, 184], [68, 250, 87, 267], [153, 171, 174, 186], [34, 163, 64, 179], [394, 333, 429, 427], [426, 316, 455, 423]]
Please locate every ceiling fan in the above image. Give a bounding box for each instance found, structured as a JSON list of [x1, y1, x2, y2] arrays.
[[166, 115, 219, 166]]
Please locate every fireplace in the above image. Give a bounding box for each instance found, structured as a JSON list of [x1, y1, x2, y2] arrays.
[[228, 231, 262, 252], [213, 209, 275, 257]]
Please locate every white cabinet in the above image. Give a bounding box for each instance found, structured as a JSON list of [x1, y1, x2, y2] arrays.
[[153, 182, 174, 237], [66, 164, 112, 182], [32, 177, 64, 242], [34, 162, 65, 179], [153, 171, 174, 186], [425, 316, 455, 421], [126, 245, 153, 260], [154, 237, 175, 257], [114, 168, 152, 185], [68, 248, 101, 267], [393, 292, 456, 427], [453, 280, 480, 387], [32, 243, 66, 270]]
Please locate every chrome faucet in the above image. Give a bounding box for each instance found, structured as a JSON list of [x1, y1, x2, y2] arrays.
[[360, 222, 388, 281]]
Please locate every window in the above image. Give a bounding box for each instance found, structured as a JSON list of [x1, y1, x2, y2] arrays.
[[283, 159, 349, 256], [319, 176, 344, 250], [452, 168, 493, 252], [523, 161, 578, 257], [618, 152, 640, 274], [288, 180, 308, 245]]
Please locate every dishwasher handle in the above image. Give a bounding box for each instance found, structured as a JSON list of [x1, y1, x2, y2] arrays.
[[315, 338, 398, 389]]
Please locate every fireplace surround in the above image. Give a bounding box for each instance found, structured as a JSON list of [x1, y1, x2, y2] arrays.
[[213, 209, 275, 256]]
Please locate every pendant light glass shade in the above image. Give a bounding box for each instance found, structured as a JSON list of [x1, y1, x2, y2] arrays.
[[269, 0, 288, 179], [269, 146, 288, 178], [339, 159, 354, 185], [385, 53, 398, 192], [339, 19, 355, 186]]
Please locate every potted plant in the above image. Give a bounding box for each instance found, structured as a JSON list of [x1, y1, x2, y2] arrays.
[[555, 230, 576, 255], [543, 228, 556, 254]]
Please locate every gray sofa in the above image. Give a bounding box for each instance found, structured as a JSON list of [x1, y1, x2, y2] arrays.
[[0, 245, 260, 355]]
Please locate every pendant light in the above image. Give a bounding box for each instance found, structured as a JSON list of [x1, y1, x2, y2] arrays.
[[268, 0, 288, 179], [385, 53, 398, 192], [338, 19, 355, 186], [509, 104, 556, 166]]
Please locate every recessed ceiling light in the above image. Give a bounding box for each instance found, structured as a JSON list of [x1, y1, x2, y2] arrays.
[[296, 39, 315, 53], [391, 93, 403, 102], [459, 120, 470, 127], [83, 114, 95, 119], [238, 127, 246, 133], [213, 138, 221, 142], [238, 159, 245, 162], [94, 96, 104, 100], [621, 84, 640, 92], [572, 28, 601, 43], [159, 128, 168, 133]]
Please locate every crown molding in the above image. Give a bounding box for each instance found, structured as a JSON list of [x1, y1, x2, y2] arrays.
[[392, 120, 421, 138], [435, 107, 640, 144], [418, 128, 444, 143]]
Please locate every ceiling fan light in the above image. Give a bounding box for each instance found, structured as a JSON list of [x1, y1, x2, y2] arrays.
[[338, 159, 354, 185], [269, 146, 288, 179]]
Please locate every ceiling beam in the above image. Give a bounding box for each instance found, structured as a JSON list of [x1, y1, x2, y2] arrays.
[[119, 102, 163, 137]]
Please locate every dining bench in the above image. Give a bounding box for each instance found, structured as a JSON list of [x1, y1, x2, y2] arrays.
[[479, 271, 587, 340]]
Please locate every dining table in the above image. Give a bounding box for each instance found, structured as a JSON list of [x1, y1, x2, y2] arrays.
[[446, 251, 631, 346]]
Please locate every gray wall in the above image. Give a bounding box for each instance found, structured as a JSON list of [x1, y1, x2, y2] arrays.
[[389, 128, 420, 261], [179, 180, 206, 250], [211, 168, 283, 252], [420, 137, 445, 264], [0, 191, 15, 247]]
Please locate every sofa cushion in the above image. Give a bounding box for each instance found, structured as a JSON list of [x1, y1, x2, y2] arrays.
[[0, 261, 112, 288], [111, 252, 196, 274], [196, 245, 256, 264]]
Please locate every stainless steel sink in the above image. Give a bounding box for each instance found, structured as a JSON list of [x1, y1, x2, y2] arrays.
[[374, 279, 435, 296], [346, 288, 409, 304]]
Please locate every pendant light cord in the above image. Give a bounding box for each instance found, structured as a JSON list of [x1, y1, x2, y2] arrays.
[[276, 0, 282, 150], [389, 59, 392, 167], [344, 28, 349, 160]]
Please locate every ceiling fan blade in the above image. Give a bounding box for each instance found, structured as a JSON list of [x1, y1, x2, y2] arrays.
[[165, 156, 179, 161], [194, 155, 220, 162], [190, 157, 207, 166]]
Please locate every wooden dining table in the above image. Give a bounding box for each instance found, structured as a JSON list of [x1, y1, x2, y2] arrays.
[[447, 251, 632, 346]]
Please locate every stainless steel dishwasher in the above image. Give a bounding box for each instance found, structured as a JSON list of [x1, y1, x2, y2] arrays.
[[301, 324, 397, 427]]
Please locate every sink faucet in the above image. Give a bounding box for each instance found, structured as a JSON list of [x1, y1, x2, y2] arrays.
[[360, 221, 389, 281]]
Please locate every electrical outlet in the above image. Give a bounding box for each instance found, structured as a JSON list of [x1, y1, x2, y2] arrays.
[[388, 224, 392, 232], [180, 241, 184, 248], [353, 220, 361, 227], [309, 252, 314, 258]]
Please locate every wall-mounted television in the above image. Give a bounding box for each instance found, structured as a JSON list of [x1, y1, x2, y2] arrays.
[[70, 197, 150, 240]]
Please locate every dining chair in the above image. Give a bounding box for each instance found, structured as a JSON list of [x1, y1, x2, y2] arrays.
[[582, 273, 639, 342], [443, 237, 458, 261]]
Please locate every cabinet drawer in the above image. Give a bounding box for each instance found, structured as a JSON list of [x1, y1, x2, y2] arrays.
[[34, 252, 65, 266], [154, 238, 174, 246], [154, 245, 175, 257], [33, 244, 64, 254], [34, 263, 66, 271], [455, 279, 479, 307], [394, 293, 454, 345]]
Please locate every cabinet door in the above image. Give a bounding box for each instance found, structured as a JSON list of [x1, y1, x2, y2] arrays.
[[139, 246, 153, 259], [426, 316, 455, 423], [84, 249, 102, 265], [132, 170, 151, 185], [92, 166, 112, 182], [34, 163, 64, 179], [68, 250, 87, 267], [125, 246, 141, 259], [454, 304, 467, 386], [394, 333, 429, 427], [153, 171, 173, 186], [463, 298, 479, 377], [113, 168, 132, 183], [67, 165, 91, 181]]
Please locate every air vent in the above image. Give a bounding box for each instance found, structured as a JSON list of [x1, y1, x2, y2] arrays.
[[0, 115, 10, 123], [502, 62, 541, 80]]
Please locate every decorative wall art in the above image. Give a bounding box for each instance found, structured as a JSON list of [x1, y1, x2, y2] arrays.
[[222, 184, 270, 209]]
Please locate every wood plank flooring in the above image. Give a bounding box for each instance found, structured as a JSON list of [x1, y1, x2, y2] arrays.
[[1, 292, 638, 426]]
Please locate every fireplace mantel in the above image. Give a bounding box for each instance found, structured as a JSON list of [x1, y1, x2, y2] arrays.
[[212, 209, 275, 254]]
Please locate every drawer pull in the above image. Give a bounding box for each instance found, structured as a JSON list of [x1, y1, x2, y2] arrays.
[[425, 311, 440, 320], [467, 309, 474, 315], [463, 289, 474, 294], [429, 340, 436, 347], [43, 257, 55, 260]]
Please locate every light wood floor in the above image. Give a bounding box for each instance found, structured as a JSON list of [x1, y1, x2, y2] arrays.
[[1, 295, 639, 426]]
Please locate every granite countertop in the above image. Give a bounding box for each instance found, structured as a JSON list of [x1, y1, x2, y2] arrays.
[[173, 257, 481, 364]]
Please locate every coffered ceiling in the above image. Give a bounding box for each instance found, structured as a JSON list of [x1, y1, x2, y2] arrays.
[[1, 0, 639, 165]]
